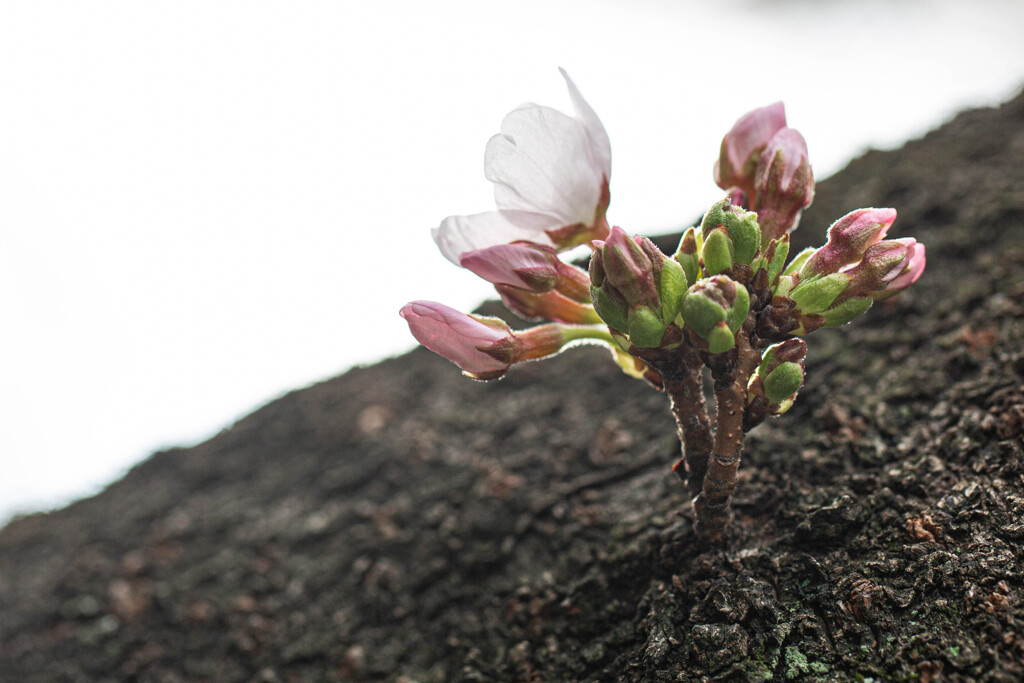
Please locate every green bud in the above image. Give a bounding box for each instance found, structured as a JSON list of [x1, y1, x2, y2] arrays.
[[783, 246, 816, 277], [702, 228, 734, 276], [707, 322, 736, 354], [682, 285, 727, 337], [682, 274, 748, 350], [700, 198, 762, 266], [673, 227, 701, 287], [763, 361, 804, 404], [657, 258, 688, 324], [822, 296, 872, 327], [789, 272, 850, 314], [750, 339, 807, 410], [627, 305, 666, 349], [591, 285, 628, 333]]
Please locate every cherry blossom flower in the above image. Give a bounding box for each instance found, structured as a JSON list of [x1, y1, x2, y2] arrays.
[[432, 69, 612, 264]]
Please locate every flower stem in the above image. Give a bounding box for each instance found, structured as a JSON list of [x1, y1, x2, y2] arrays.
[[558, 324, 617, 346], [512, 324, 615, 363]]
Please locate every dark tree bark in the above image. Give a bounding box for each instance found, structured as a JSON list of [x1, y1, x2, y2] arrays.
[[2, 92, 1024, 682]]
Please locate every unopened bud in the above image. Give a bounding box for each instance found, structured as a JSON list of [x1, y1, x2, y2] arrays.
[[461, 241, 592, 303], [873, 242, 925, 300], [838, 238, 924, 302], [682, 275, 750, 352], [714, 102, 787, 197], [657, 258, 688, 326], [702, 227, 734, 277], [673, 227, 701, 287], [590, 284, 629, 334], [707, 322, 736, 354], [627, 305, 667, 349], [595, 226, 660, 310], [701, 198, 762, 267], [800, 208, 897, 278], [400, 301, 514, 380], [749, 338, 807, 410], [763, 362, 804, 405], [753, 128, 814, 245]]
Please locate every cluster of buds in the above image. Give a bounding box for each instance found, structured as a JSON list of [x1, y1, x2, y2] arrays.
[[402, 74, 925, 542]]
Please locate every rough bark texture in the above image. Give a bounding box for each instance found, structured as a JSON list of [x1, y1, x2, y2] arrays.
[[2, 92, 1024, 682]]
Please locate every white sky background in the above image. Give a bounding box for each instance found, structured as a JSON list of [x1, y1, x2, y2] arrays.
[[1, 0, 1023, 523]]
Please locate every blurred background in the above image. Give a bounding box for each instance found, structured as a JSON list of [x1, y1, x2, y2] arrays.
[[1, 0, 1022, 523]]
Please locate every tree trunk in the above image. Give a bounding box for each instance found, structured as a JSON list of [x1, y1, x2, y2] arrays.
[[2, 92, 1024, 682]]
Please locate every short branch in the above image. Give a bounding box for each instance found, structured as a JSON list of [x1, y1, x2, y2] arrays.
[[694, 327, 760, 542], [663, 343, 713, 497]]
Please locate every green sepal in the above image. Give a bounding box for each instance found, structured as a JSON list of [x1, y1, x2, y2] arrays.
[[657, 258, 688, 324], [822, 296, 873, 327], [783, 247, 816, 277], [681, 289, 726, 337], [627, 305, 666, 348], [763, 361, 804, 404], [790, 273, 850, 314], [591, 285, 628, 333], [767, 235, 791, 284], [707, 321, 736, 354], [726, 283, 750, 332], [775, 274, 797, 298], [702, 228, 733, 276]]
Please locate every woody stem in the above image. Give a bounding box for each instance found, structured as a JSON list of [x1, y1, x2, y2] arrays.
[[664, 343, 713, 498], [693, 327, 760, 542]]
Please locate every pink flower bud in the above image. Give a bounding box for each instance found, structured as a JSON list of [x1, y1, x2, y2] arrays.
[[400, 301, 514, 379], [801, 208, 897, 277], [460, 241, 591, 302], [873, 241, 926, 299], [714, 102, 787, 197], [753, 128, 814, 242], [839, 238, 923, 301], [400, 301, 586, 379], [593, 226, 660, 310]]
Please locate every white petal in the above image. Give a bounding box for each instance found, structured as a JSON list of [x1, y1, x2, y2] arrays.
[[560, 68, 611, 183], [432, 210, 559, 264], [485, 104, 603, 226]]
